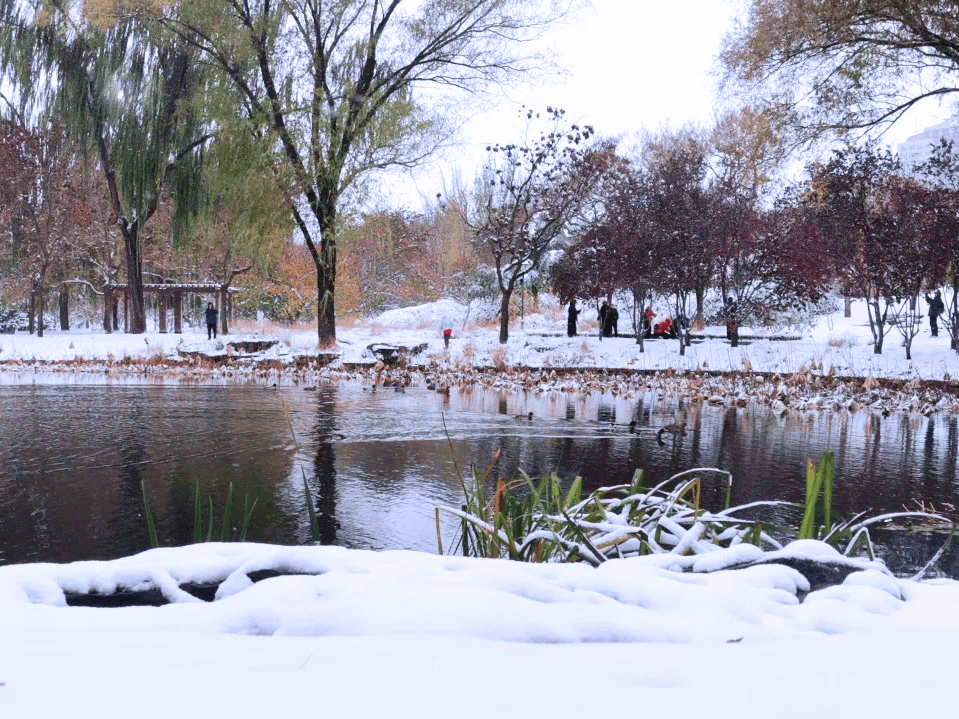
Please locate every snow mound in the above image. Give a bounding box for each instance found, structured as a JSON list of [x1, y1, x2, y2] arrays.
[[376, 299, 467, 329]]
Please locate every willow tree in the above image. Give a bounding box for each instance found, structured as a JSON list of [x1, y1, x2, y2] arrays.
[[182, 127, 297, 334], [0, 0, 210, 333], [156, 0, 582, 345]]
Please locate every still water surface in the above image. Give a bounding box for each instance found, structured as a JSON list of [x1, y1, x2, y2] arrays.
[[1, 382, 957, 569]]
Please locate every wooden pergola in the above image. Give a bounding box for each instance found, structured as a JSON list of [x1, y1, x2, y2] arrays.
[[103, 283, 239, 334]]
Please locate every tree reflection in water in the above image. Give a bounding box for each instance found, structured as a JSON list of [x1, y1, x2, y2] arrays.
[[309, 393, 339, 545]]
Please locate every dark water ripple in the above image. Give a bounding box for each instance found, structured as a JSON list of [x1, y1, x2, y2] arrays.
[[1, 382, 958, 574]]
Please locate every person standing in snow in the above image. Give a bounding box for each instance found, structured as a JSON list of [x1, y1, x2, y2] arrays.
[[643, 307, 655, 338], [598, 301, 613, 337], [439, 313, 453, 348], [567, 300, 580, 337], [610, 305, 619, 337], [925, 290, 945, 337], [205, 302, 219, 340], [723, 296, 738, 342]]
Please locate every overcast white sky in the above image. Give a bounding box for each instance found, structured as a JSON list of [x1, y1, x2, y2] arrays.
[[388, 0, 744, 207], [390, 0, 957, 210]]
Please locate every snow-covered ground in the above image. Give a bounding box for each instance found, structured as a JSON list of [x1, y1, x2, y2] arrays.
[[1, 540, 956, 718], [1, 296, 957, 382]]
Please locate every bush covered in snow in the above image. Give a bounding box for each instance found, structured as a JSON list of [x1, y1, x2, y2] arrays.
[[0, 309, 29, 333]]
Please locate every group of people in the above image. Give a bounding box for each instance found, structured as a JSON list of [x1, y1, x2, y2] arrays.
[[598, 302, 619, 337], [567, 300, 621, 337], [642, 307, 680, 339], [566, 300, 681, 339], [566, 291, 953, 344]]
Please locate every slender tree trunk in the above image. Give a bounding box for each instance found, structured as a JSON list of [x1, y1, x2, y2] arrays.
[[28, 287, 35, 335], [869, 298, 886, 354], [695, 285, 704, 325], [308, 198, 338, 347], [220, 292, 229, 336], [59, 288, 69, 330], [632, 289, 645, 352], [316, 264, 336, 345], [865, 295, 879, 347], [952, 278, 959, 353], [103, 287, 113, 333], [845, 295, 852, 318], [36, 280, 44, 338], [498, 288, 513, 344]]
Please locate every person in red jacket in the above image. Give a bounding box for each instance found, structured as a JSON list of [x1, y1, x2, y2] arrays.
[[643, 307, 655, 338], [655, 317, 672, 337]]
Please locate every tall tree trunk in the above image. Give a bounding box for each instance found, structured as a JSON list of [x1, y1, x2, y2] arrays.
[[220, 292, 229, 336], [952, 277, 959, 353], [316, 263, 336, 346], [59, 288, 69, 330], [869, 299, 886, 354], [632, 289, 645, 352], [303, 196, 338, 347], [28, 287, 35, 335], [103, 287, 113, 333], [498, 288, 513, 344], [123, 227, 146, 334], [36, 280, 44, 338], [695, 285, 705, 325], [219, 265, 255, 336]]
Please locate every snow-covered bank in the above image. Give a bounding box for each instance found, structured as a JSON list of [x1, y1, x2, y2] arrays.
[[3, 298, 959, 416], [2, 297, 955, 377], [1, 540, 957, 717]]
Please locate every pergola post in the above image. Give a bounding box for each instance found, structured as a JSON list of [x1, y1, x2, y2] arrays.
[[158, 289, 167, 334], [173, 291, 182, 334]]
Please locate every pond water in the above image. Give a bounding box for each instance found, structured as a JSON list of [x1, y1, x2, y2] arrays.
[[1, 380, 957, 573]]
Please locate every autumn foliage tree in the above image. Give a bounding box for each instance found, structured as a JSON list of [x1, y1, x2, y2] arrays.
[[551, 164, 661, 348], [639, 129, 715, 352], [0, 124, 100, 335], [721, 0, 959, 142], [722, 202, 833, 323], [469, 108, 616, 343], [878, 177, 959, 359], [805, 142, 959, 357], [912, 142, 959, 352]]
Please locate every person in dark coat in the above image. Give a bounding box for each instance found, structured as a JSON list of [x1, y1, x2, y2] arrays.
[[723, 296, 738, 341], [598, 301, 613, 337], [567, 301, 581, 337], [205, 302, 219, 340], [926, 290, 945, 337], [610, 305, 619, 336]]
